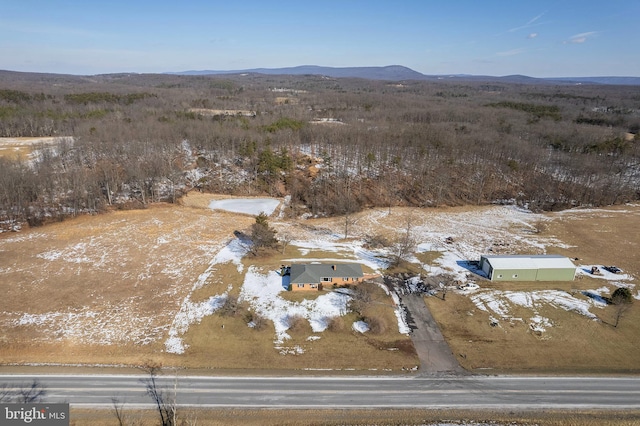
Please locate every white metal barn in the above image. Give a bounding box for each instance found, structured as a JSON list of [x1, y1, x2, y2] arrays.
[[479, 255, 577, 282]]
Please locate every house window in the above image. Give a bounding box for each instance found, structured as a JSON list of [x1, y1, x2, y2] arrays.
[[512, 274, 519, 278], [343, 278, 350, 281], [297, 284, 305, 288], [322, 277, 331, 282], [497, 274, 503, 279]]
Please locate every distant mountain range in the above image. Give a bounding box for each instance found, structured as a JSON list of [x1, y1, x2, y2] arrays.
[[168, 65, 640, 86]]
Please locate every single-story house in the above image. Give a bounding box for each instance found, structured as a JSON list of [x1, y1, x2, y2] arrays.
[[479, 255, 576, 282], [289, 263, 364, 291]]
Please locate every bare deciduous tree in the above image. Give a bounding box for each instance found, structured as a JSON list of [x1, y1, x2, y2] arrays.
[[279, 232, 292, 254], [16, 380, 47, 403], [111, 397, 126, 426], [218, 294, 241, 317], [0, 384, 12, 403], [350, 281, 378, 316], [140, 362, 176, 426], [0, 380, 46, 403], [391, 214, 417, 267]]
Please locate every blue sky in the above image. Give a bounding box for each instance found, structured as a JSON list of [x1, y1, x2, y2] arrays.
[[1, 0, 638, 77]]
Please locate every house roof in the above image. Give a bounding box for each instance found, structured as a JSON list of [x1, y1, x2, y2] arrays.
[[482, 255, 576, 270], [289, 263, 364, 284]]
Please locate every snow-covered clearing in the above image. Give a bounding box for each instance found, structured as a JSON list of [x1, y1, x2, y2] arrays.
[[208, 198, 280, 216]]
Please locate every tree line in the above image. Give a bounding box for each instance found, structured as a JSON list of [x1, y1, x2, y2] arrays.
[[0, 71, 639, 230]]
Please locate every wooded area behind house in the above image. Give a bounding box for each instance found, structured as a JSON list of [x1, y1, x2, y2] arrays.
[[0, 70, 639, 230]]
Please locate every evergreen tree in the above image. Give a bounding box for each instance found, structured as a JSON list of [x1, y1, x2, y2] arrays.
[[250, 212, 277, 255]]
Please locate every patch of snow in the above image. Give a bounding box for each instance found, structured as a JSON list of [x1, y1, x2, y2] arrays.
[[502, 292, 535, 308], [165, 293, 228, 354], [36, 242, 92, 264], [209, 198, 280, 216], [394, 303, 411, 335], [416, 242, 438, 252], [164, 336, 185, 354], [390, 292, 400, 306], [470, 291, 512, 318], [387, 292, 411, 335], [164, 238, 246, 354], [405, 275, 422, 293], [36, 250, 63, 261], [471, 289, 601, 325], [12, 303, 164, 345], [529, 315, 552, 333], [489, 316, 501, 327], [212, 237, 250, 273], [239, 268, 350, 343], [352, 321, 369, 333], [576, 265, 632, 281], [276, 345, 305, 355]]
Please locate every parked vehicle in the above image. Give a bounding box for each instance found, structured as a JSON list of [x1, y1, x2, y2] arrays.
[[603, 266, 622, 274], [457, 283, 480, 291]]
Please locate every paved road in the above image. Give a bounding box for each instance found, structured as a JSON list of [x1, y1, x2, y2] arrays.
[[401, 294, 465, 375], [2, 374, 639, 409]]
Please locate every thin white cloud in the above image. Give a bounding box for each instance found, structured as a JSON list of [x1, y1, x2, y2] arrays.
[[526, 12, 546, 26], [496, 48, 526, 57], [528, 33, 538, 39], [565, 31, 598, 44], [508, 11, 547, 33]]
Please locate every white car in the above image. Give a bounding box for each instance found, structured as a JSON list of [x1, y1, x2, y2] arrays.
[[458, 283, 480, 291]]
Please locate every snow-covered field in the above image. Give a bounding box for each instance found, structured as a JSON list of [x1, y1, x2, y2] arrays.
[[208, 198, 281, 216], [1, 196, 638, 360]]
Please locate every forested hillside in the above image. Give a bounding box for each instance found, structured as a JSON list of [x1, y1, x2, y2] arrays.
[[1, 71, 639, 230]]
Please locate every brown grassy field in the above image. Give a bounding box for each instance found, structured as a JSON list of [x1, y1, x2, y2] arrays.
[[0, 137, 68, 160], [1, 195, 638, 374], [0, 198, 254, 366], [69, 407, 640, 426]]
